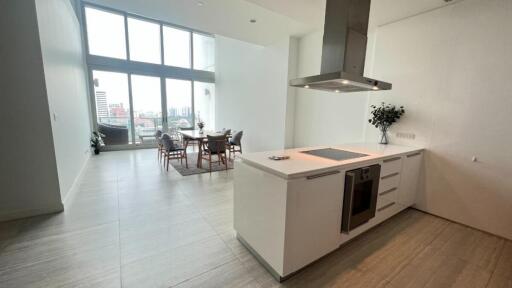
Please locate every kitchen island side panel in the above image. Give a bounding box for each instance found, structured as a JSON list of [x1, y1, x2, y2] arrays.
[[234, 160, 289, 275]]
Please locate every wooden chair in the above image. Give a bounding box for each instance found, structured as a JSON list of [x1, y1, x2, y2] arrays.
[[155, 130, 163, 162], [228, 130, 243, 161], [161, 133, 188, 171], [201, 135, 228, 174], [180, 128, 199, 152]]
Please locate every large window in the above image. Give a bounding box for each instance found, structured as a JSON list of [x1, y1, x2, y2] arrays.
[[85, 7, 126, 59], [92, 70, 132, 144], [83, 4, 215, 147], [163, 26, 191, 68], [166, 79, 192, 129], [194, 82, 215, 131], [131, 75, 162, 143], [193, 33, 215, 72], [127, 17, 161, 64]]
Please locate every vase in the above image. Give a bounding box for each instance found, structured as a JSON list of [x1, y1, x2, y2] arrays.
[[379, 126, 389, 145], [199, 128, 204, 134], [94, 148, 100, 155]]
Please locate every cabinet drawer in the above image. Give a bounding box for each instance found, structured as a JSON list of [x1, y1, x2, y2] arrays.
[[377, 187, 398, 209], [374, 200, 403, 224], [381, 156, 402, 177], [379, 172, 401, 193]]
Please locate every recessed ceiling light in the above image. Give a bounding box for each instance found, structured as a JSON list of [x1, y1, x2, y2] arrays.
[[372, 86, 379, 90], [304, 85, 310, 88], [341, 80, 349, 85], [197, 1, 205, 6], [335, 89, 340, 93], [250, 19, 257, 23]]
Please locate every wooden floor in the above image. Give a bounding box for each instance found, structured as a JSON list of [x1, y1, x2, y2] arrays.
[[0, 149, 510, 288]]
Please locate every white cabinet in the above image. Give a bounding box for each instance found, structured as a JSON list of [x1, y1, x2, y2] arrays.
[[234, 148, 424, 280], [284, 170, 344, 274], [398, 152, 423, 207], [234, 162, 345, 278]]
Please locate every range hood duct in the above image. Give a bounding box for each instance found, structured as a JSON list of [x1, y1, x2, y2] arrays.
[[290, 0, 391, 93]]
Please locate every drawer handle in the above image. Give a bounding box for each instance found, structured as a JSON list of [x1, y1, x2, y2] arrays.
[[383, 157, 401, 163], [379, 187, 397, 196], [306, 170, 340, 180], [407, 152, 422, 158], [378, 202, 396, 212], [381, 172, 399, 180]]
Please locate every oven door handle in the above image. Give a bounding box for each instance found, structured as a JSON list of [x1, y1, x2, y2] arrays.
[[342, 171, 356, 234]]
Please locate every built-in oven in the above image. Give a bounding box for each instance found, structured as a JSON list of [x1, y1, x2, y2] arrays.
[[341, 164, 381, 234]]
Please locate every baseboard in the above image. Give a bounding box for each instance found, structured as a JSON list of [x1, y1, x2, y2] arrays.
[[0, 202, 64, 222], [62, 151, 91, 207]]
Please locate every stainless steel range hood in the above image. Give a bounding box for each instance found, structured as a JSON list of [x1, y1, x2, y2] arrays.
[[290, 0, 391, 93]]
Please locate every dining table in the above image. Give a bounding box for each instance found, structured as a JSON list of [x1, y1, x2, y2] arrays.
[[178, 130, 229, 168]]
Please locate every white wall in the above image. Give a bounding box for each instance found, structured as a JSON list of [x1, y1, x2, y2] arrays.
[[365, 0, 512, 240], [215, 36, 295, 152], [0, 0, 63, 220], [284, 37, 299, 148], [292, 30, 370, 148], [35, 0, 92, 201]]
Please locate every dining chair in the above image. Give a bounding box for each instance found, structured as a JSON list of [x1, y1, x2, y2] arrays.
[[161, 133, 188, 171], [201, 135, 228, 174], [223, 129, 231, 136], [155, 130, 163, 162], [180, 128, 198, 152], [228, 130, 243, 161], [169, 127, 181, 141]]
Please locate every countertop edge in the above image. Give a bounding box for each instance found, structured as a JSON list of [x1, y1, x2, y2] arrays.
[[240, 147, 424, 180]]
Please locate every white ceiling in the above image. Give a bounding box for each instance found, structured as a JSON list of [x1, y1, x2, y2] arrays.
[[369, 0, 463, 28], [87, 0, 318, 45], [87, 0, 462, 46], [244, 0, 326, 28], [245, 0, 463, 30]]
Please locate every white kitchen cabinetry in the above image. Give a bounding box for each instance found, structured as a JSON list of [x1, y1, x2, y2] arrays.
[[234, 163, 345, 278], [284, 170, 344, 274], [234, 144, 424, 281], [398, 152, 423, 207]]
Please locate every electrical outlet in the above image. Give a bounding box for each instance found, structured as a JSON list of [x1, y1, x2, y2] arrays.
[[396, 132, 416, 140]]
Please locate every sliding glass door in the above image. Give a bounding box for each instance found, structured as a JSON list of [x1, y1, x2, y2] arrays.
[[193, 82, 215, 131], [131, 75, 162, 144], [92, 70, 132, 146], [166, 79, 193, 130]]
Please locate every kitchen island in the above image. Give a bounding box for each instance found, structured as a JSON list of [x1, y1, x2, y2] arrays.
[[233, 143, 423, 281]]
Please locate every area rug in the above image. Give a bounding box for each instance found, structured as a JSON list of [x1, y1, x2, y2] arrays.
[[169, 152, 234, 176]]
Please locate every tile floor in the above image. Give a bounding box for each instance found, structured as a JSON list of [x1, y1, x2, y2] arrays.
[[0, 149, 510, 288]]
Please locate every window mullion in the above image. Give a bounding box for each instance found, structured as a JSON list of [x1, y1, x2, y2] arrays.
[[127, 73, 136, 145], [191, 80, 195, 128], [190, 31, 194, 71], [124, 12, 130, 61], [159, 24, 164, 65]]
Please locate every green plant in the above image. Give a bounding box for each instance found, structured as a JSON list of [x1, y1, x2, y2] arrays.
[[368, 102, 405, 129], [90, 131, 105, 153]]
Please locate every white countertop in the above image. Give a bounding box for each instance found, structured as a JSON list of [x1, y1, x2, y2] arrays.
[[240, 143, 423, 179]]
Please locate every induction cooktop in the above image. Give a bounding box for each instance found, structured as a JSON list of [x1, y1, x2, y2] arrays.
[[301, 148, 369, 161]]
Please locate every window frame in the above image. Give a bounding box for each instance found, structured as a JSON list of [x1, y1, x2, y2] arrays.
[[80, 2, 215, 149]]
